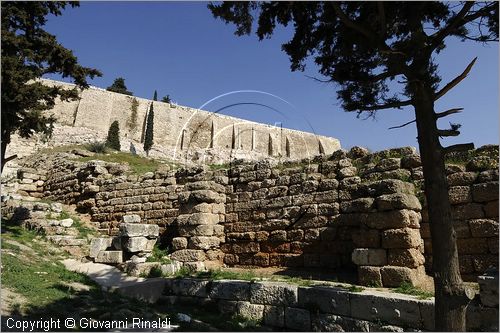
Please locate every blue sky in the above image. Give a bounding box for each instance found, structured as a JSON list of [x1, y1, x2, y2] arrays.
[[45, 2, 498, 151]]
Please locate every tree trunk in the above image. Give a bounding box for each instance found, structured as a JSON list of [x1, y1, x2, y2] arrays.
[[411, 81, 473, 331], [1, 133, 9, 174]]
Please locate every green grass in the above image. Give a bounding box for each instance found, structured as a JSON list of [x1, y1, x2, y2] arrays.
[[146, 245, 171, 264], [77, 151, 162, 174], [208, 163, 230, 170], [347, 285, 365, 293], [392, 282, 434, 299]]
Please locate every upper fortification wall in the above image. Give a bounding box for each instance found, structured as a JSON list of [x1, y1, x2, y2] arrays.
[[41, 79, 341, 162]]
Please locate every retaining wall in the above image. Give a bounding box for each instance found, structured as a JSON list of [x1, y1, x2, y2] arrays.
[[15, 145, 499, 286]]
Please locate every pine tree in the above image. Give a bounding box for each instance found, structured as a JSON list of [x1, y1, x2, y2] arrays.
[[161, 95, 171, 103], [107, 78, 133, 96], [143, 103, 154, 154], [153, 90, 158, 101], [1, 2, 101, 173], [106, 121, 121, 151], [209, 2, 498, 330]]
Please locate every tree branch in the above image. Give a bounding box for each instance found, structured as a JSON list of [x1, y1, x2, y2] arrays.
[[377, 2, 386, 37], [429, 2, 475, 48], [363, 99, 412, 111], [436, 108, 464, 119], [444, 143, 474, 154], [332, 3, 374, 39], [438, 129, 460, 137], [434, 57, 477, 101], [388, 119, 416, 130]]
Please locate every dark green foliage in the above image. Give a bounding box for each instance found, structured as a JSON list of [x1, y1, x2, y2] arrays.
[[161, 95, 171, 103], [87, 141, 107, 154], [106, 121, 121, 151], [1, 1, 101, 172], [143, 103, 154, 154], [106, 77, 133, 96], [153, 90, 158, 101], [209, 2, 498, 115], [127, 98, 139, 131]]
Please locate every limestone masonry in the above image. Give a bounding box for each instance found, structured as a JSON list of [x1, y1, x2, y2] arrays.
[[38, 79, 341, 163], [13, 144, 499, 289]]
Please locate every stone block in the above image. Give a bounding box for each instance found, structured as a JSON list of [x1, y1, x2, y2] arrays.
[[170, 249, 206, 262], [189, 190, 225, 204], [469, 219, 498, 237], [177, 213, 219, 226], [95, 250, 123, 264], [387, 248, 425, 268], [352, 248, 387, 266], [446, 172, 477, 186], [172, 237, 188, 250], [122, 214, 141, 223], [188, 236, 220, 250], [124, 237, 156, 253], [375, 158, 401, 172], [236, 301, 264, 321], [448, 186, 472, 204], [263, 305, 284, 328], [178, 224, 215, 237], [60, 218, 73, 228], [472, 255, 498, 272], [349, 292, 422, 328], [250, 281, 298, 306], [382, 228, 422, 249], [89, 237, 113, 258], [457, 238, 489, 254], [376, 194, 421, 211], [285, 307, 311, 331], [358, 266, 382, 287], [352, 229, 380, 248], [120, 223, 159, 237], [208, 280, 251, 300], [340, 198, 375, 213], [362, 210, 421, 229], [484, 200, 499, 218], [472, 182, 499, 202], [171, 278, 209, 297], [297, 286, 350, 316], [451, 203, 484, 220], [380, 266, 419, 287]]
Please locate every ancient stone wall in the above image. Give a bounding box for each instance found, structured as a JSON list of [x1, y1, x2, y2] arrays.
[[39, 79, 341, 163], [17, 145, 498, 286], [160, 275, 498, 331]]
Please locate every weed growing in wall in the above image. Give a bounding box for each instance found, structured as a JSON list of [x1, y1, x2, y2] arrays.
[[127, 97, 139, 131]]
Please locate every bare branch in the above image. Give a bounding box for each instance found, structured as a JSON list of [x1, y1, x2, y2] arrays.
[[438, 129, 460, 137], [304, 74, 333, 83], [435, 57, 477, 100], [444, 143, 475, 154], [363, 99, 412, 111], [388, 119, 416, 130], [332, 3, 374, 39], [436, 108, 464, 119]]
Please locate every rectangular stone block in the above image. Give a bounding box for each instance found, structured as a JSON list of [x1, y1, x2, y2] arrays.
[[297, 286, 350, 316], [122, 214, 141, 223], [376, 193, 421, 211], [358, 266, 382, 287], [285, 307, 311, 331], [170, 249, 206, 262], [208, 280, 251, 300], [472, 182, 499, 202], [448, 186, 472, 204], [352, 248, 387, 266], [89, 237, 113, 258], [469, 219, 499, 237], [387, 248, 425, 268], [350, 292, 423, 328], [263, 305, 285, 328], [250, 281, 298, 306], [188, 236, 220, 250], [171, 278, 209, 297], [382, 228, 422, 249], [95, 250, 123, 264], [120, 223, 159, 237], [124, 237, 156, 253]]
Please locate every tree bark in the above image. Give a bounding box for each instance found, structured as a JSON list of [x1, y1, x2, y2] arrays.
[[1, 133, 10, 174], [410, 80, 472, 331]]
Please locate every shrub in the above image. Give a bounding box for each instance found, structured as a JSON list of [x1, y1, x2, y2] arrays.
[[127, 98, 139, 131], [106, 121, 121, 151], [106, 77, 133, 96], [87, 141, 107, 154]]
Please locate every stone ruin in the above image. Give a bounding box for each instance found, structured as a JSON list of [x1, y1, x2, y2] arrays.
[[5, 144, 497, 290]]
